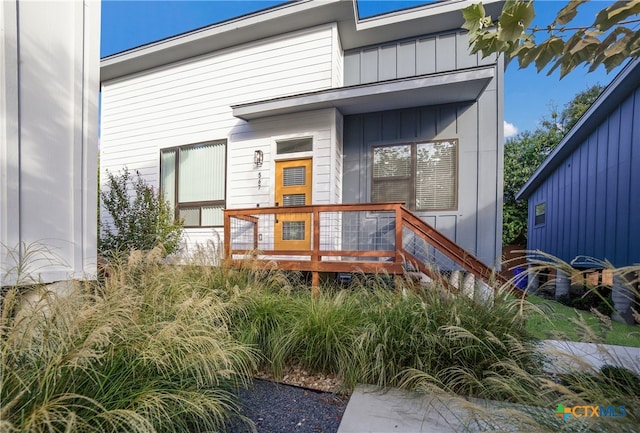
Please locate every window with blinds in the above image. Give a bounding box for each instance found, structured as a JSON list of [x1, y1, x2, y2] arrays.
[[160, 140, 226, 227], [372, 139, 458, 211], [416, 140, 457, 210], [372, 145, 412, 205]]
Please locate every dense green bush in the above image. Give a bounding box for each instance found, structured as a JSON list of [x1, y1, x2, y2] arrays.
[[99, 168, 182, 258]]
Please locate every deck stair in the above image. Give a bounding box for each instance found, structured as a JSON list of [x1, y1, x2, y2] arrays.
[[224, 202, 519, 297]]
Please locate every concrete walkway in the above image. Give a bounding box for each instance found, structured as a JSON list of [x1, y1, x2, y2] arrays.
[[540, 340, 640, 374], [337, 341, 640, 433]]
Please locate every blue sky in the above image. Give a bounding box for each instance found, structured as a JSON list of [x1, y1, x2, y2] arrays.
[[101, 0, 623, 137]]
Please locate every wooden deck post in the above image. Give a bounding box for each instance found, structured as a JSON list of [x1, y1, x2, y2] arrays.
[[312, 208, 320, 298], [394, 204, 404, 291], [223, 211, 230, 261]]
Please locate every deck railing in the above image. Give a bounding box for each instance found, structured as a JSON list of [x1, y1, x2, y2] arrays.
[[224, 202, 514, 296]]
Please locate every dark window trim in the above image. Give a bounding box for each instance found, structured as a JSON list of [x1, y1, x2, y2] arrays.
[[159, 140, 227, 228], [371, 138, 458, 211]]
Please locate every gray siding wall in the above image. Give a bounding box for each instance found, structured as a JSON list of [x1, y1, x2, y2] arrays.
[[343, 71, 502, 269], [527, 85, 640, 268], [344, 30, 494, 86]]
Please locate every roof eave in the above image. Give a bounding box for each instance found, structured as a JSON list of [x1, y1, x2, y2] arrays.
[[232, 66, 495, 120], [516, 58, 640, 201], [100, 0, 505, 83]]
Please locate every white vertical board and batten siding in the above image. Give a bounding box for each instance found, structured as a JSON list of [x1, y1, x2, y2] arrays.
[[100, 23, 343, 251], [1, 0, 99, 284]]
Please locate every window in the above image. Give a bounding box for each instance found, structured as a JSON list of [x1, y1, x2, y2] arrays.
[[277, 137, 313, 154], [372, 139, 457, 211], [160, 140, 226, 227], [535, 202, 546, 226]]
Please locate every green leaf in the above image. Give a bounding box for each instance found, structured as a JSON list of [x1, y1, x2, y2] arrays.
[[478, 33, 508, 58], [462, 3, 487, 33], [595, 0, 640, 32], [603, 52, 627, 72], [534, 37, 565, 72], [553, 0, 588, 25], [517, 43, 542, 69], [498, 1, 535, 42]]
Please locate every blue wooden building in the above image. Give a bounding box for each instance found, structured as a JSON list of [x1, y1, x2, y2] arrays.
[[517, 58, 640, 269]]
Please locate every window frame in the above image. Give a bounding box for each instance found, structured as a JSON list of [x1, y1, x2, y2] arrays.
[[160, 140, 227, 228], [534, 202, 546, 227], [371, 138, 459, 211]]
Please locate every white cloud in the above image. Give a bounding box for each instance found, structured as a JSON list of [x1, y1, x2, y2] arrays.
[[504, 121, 518, 139]]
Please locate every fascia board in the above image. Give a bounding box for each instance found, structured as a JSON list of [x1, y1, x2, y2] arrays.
[[232, 66, 494, 120]]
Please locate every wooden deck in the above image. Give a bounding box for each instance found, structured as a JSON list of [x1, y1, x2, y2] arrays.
[[224, 202, 516, 296]]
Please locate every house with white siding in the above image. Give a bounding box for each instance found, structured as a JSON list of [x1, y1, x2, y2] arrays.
[[1, 0, 100, 285], [100, 0, 506, 278]]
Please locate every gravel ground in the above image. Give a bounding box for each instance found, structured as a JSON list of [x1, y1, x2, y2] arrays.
[[225, 379, 349, 433]]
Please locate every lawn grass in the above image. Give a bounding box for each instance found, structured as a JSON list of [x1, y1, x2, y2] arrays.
[[526, 294, 640, 347]]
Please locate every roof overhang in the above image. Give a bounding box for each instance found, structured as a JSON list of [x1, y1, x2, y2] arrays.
[[232, 66, 494, 120], [516, 57, 640, 201], [101, 0, 504, 83]]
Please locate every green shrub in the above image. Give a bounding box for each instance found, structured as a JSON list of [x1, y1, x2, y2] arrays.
[[99, 168, 182, 258], [0, 249, 256, 433]]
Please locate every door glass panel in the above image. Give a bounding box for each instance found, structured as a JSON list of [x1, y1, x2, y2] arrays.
[[283, 194, 306, 206], [283, 166, 306, 186], [282, 221, 305, 240]]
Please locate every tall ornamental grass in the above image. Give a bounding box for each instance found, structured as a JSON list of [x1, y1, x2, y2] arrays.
[[229, 275, 541, 394], [1, 247, 256, 433]]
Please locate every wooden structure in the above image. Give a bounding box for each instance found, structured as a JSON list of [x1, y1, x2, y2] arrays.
[[224, 202, 515, 296]]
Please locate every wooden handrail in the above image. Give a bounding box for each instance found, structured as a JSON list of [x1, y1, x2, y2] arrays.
[[223, 202, 405, 216], [224, 202, 520, 296], [399, 206, 519, 296]]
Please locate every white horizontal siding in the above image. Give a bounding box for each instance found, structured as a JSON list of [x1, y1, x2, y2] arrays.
[[101, 24, 344, 255], [101, 23, 336, 173], [227, 109, 337, 209]]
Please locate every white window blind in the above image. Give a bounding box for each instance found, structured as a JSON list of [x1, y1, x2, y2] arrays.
[[283, 194, 306, 206], [178, 142, 225, 202], [161, 150, 176, 212], [160, 140, 226, 227], [372, 140, 458, 211], [416, 140, 457, 210], [373, 145, 411, 178], [372, 145, 411, 203], [283, 166, 306, 186]]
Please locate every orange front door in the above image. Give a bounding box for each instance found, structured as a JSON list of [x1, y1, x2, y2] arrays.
[[274, 158, 312, 250]]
